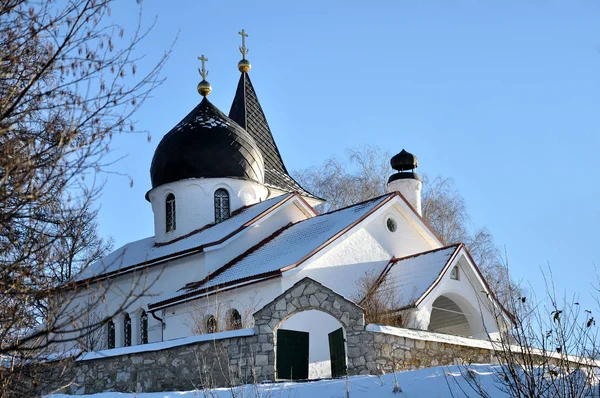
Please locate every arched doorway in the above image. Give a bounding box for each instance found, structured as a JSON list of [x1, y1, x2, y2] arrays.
[[275, 309, 347, 380], [428, 295, 474, 337]]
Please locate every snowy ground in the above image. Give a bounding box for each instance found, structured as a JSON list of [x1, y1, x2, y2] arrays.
[[47, 364, 508, 398]]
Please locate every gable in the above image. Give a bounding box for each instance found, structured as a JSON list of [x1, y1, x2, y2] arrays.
[[365, 244, 461, 309]]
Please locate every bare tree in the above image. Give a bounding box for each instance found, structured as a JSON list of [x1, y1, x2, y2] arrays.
[[353, 270, 415, 327], [0, 0, 170, 395], [294, 146, 392, 213], [293, 145, 520, 307], [453, 268, 600, 398]]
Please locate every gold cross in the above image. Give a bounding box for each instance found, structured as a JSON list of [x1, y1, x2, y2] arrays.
[[238, 29, 249, 59], [198, 54, 209, 79]]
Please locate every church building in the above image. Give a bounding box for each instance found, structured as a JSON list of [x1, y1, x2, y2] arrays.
[[63, 30, 511, 380]]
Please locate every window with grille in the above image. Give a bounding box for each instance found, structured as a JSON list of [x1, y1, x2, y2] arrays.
[[214, 189, 230, 223], [165, 193, 176, 232], [206, 315, 217, 334], [228, 309, 242, 330], [140, 311, 148, 344], [124, 313, 132, 347], [107, 319, 115, 349]]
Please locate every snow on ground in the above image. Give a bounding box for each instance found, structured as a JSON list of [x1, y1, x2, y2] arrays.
[[47, 364, 508, 398]]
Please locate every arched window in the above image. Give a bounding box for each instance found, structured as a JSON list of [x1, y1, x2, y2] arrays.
[[214, 189, 230, 223], [165, 193, 176, 232], [140, 310, 148, 344], [228, 309, 242, 330], [107, 318, 115, 349], [123, 313, 132, 347], [206, 315, 217, 334]]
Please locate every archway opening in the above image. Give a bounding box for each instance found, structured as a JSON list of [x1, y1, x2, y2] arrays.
[[428, 295, 473, 337], [275, 310, 347, 380]]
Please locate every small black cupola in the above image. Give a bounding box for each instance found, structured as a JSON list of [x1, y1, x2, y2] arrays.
[[388, 149, 421, 184]]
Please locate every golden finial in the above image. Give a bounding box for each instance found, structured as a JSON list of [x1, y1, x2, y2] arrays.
[[197, 54, 212, 96], [237, 29, 251, 73]]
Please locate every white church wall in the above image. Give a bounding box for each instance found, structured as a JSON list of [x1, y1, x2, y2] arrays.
[[148, 177, 270, 244], [363, 202, 439, 260], [278, 310, 345, 379]]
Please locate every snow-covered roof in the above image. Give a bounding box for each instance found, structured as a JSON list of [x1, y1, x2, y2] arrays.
[[150, 193, 395, 309], [74, 193, 296, 283], [373, 244, 461, 308]]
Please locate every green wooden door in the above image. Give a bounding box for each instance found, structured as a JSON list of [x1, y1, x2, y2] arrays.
[[276, 329, 309, 380], [328, 327, 347, 378]]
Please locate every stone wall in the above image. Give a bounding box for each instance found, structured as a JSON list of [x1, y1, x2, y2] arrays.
[[359, 331, 496, 375], [39, 277, 501, 395], [40, 331, 269, 396]]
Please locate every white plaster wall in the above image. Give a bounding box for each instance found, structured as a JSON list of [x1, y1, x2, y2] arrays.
[[363, 202, 439, 259], [279, 310, 345, 379], [148, 178, 270, 244]]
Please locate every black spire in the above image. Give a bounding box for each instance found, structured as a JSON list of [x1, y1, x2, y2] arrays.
[[229, 72, 319, 199]]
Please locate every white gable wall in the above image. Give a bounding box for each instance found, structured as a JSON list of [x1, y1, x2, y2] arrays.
[[412, 253, 501, 339], [363, 201, 440, 257], [296, 228, 391, 300]]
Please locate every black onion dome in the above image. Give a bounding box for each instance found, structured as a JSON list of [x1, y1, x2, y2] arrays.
[[150, 98, 264, 188], [390, 149, 418, 171]]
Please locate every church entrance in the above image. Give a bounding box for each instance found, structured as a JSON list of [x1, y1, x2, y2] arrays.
[[428, 295, 474, 337], [275, 309, 347, 380]]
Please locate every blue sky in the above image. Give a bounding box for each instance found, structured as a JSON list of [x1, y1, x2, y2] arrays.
[[101, 1, 600, 308]]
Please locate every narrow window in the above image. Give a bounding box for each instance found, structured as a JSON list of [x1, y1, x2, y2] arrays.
[[140, 310, 148, 344], [166, 193, 176, 232], [123, 313, 132, 347], [450, 265, 459, 280], [206, 315, 217, 334], [214, 189, 230, 223], [228, 309, 242, 330], [107, 319, 115, 349]]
